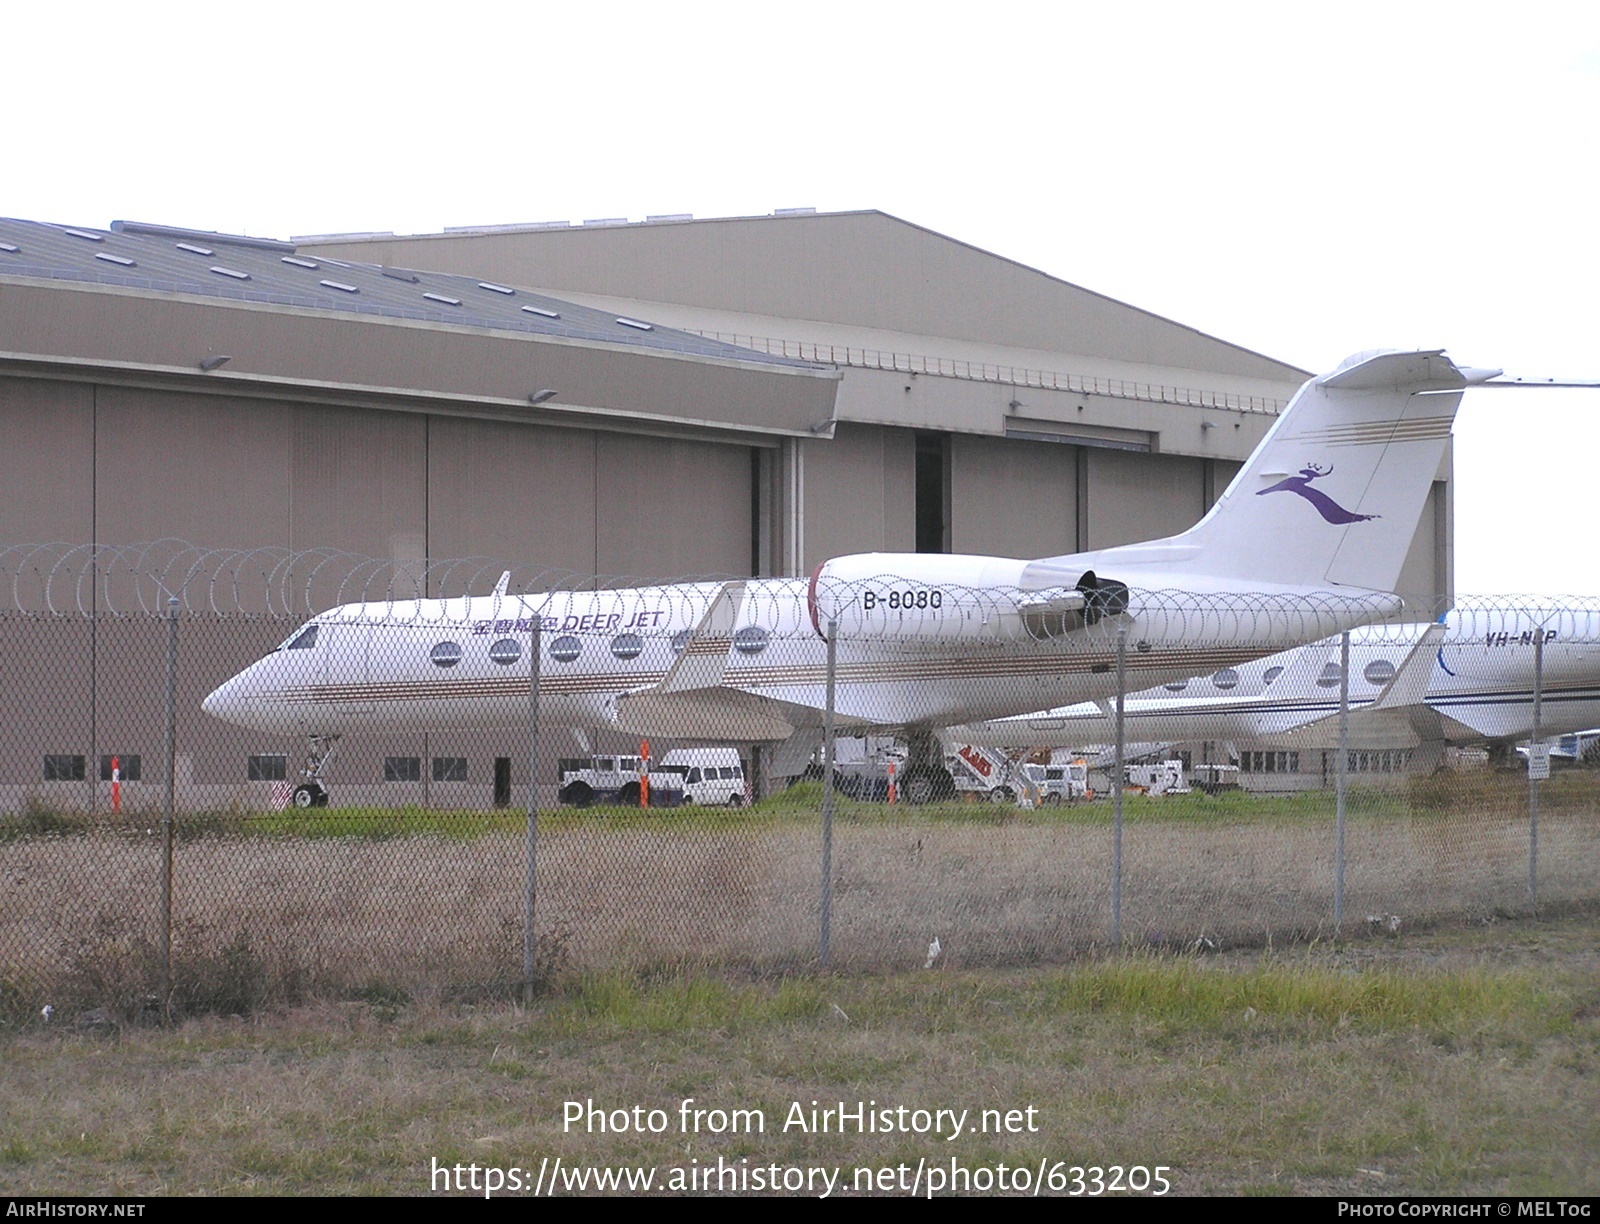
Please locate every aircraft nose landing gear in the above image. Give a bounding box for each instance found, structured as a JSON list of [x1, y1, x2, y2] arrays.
[[292, 735, 339, 809]]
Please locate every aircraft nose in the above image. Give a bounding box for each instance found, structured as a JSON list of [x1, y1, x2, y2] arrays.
[[202, 677, 240, 723]]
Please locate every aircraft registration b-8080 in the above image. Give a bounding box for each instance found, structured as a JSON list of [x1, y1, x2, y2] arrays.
[[203, 349, 1493, 807], [940, 598, 1600, 766]]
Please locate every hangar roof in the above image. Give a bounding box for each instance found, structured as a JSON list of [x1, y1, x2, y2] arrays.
[[0, 217, 840, 441], [0, 217, 817, 368], [300, 210, 1310, 386]]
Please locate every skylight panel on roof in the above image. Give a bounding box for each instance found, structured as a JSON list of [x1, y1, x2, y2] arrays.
[[478, 282, 515, 296], [176, 242, 214, 256], [210, 266, 251, 280], [320, 279, 359, 293], [95, 253, 136, 266], [381, 267, 419, 283], [615, 317, 653, 331], [64, 228, 104, 242], [282, 256, 319, 269], [0, 242, 18, 254], [521, 305, 560, 319], [423, 292, 461, 306]]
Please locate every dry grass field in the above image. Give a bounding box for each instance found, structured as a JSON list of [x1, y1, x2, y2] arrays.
[[2, 772, 1596, 1020], [0, 903, 1596, 1197]]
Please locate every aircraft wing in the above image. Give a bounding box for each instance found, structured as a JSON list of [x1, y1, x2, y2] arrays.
[[1264, 623, 1446, 747], [615, 685, 811, 741], [1369, 623, 1446, 711], [613, 579, 824, 742]]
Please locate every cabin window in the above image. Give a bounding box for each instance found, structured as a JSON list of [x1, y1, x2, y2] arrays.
[[610, 633, 644, 660], [488, 638, 522, 666], [733, 626, 770, 655], [247, 754, 287, 781], [384, 756, 421, 782], [430, 641, 463, 668], [671, 629, 692, 654], [1163, 680, 1189, 693], [1363, 659, 1397, 686], [433, 757, 467, 782], [1262, 666, 1284, 686], [549, 635, 582, 663], [1316, 662, 1344, 689], [1212, 668, 1240, 690], [44, 754, 85, 781]]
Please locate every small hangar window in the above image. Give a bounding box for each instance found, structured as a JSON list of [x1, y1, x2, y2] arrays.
[[248, 754, 287, 782], [100, 755, 141, 782], [430, 642, 463, 668], [549, 636, 582, 663], [1212, 669, 1240, 691], [433, 757, 467, 782], [611, 634, 644, 660], [488, 638, 522, 666], [44, 754, 85, 781], [384, 757, 421, 782]]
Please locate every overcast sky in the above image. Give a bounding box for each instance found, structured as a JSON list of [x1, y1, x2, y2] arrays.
[[6, 3, 1597, 593]]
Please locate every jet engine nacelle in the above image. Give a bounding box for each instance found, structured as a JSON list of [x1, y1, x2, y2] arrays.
[[807, 553, 1127, 642]]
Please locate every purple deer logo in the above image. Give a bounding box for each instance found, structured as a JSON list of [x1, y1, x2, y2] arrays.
[[1256, 464, 1379, 525]]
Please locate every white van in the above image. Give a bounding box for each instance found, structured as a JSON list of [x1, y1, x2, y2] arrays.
[[655, 748, 748, 807]]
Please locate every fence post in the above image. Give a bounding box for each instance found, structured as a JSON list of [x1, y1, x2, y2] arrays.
[[523, 615, 542, 1004], [820, 619, 837, 968], [1335, 631, 1349, 931], [1111, 625, 1127, 949], [161, 596, 177, 1015], [1529, 625, 1544, 914]]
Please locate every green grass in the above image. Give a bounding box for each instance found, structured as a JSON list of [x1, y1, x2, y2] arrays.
[[4, 766, 1592, 843]]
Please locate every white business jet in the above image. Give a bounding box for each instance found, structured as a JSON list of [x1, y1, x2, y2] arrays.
[[941, 598, 1600, 768], [204, 349, 1481, 807]]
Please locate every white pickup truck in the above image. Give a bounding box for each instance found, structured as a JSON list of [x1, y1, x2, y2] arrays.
[[556, 755, 686, 808]]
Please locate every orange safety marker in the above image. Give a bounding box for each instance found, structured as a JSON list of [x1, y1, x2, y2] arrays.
[[110, 755, 121, 814], [887, 760, 897, 805], [639, 739, 651, 809]]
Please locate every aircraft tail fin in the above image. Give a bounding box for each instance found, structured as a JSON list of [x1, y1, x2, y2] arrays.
[[1176, 350, 1466, 591], [1029, 351, 1476, 597]]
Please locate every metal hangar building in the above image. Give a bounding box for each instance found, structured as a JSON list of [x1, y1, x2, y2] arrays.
[[0, 209, 1452, 806]]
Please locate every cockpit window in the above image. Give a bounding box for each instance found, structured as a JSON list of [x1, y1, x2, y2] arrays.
[[283, 625, 319, 651]]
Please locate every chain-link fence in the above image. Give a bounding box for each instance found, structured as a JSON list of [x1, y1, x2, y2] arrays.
[[2, 544, 1596, 1023]]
